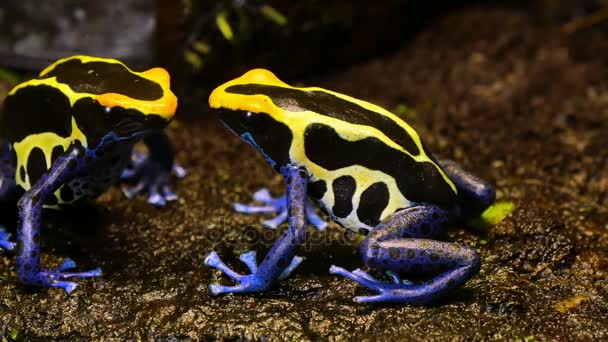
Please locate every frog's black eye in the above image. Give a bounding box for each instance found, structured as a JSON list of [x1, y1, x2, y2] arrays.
[[103, 106, 123, 127], [239, 111, 255, 129]]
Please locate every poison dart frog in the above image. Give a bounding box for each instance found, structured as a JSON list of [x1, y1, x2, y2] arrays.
[[205, 69, 495, 304], [0, 55, 185, 293]]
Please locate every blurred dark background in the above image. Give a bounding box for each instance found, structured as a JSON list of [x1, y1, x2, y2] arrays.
[[2, 2, 608, 340], [2, 0, 608, 107]]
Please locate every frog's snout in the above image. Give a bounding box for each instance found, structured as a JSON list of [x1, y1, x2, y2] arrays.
[[141, 68, 171, 88], [141, 67, 177, 121]]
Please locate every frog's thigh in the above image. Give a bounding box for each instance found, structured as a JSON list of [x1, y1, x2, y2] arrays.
[[361, 205, 479, 275], [434, 156, 495, 215]]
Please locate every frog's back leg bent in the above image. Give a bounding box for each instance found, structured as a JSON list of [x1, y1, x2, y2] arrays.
[[0, 139, 17, 251], [330, 205, 481, 304], [435, 156, 496, 216], [16, 144, 101, 293]]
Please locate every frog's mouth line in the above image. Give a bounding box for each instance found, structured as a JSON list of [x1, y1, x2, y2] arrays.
[[114, 114, 167, 139], [213, 108, 254, 136]]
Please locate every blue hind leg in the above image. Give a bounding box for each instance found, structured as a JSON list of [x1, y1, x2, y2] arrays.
[[233, 188, 327, 230], [330, 205, 481, 304], [121, 131, 186, 207], [205, 165, 309, 294], [0, 139, 17, 251]]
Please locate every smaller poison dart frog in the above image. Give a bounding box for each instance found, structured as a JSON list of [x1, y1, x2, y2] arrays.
[[0, 55, 185, 293], [205, 69, 495, 304]]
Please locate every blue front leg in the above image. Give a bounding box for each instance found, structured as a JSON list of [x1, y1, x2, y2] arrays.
[[121, 131, 186, 207], [330, 205, 481, 304], [233, 188, 327, 230], [205, 165, 310, 294], [16, 145, 101, 294]]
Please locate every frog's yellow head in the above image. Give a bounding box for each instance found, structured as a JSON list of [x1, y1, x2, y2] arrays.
[[40, 55, 177, 121], [209, 69, 295, 169], [26, 55, 178, 144], [209, 68, 287, 112]]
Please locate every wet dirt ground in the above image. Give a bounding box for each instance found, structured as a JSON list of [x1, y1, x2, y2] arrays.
[[1, 8, 607, 341]]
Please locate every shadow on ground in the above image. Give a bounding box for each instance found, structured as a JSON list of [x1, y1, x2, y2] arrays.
[[1, 8, 607, 341]]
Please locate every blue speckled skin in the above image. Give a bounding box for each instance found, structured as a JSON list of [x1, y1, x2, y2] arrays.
[[209, 157, 494, 304], [0, 131, 180, 293], [205, 165, 309, 293]]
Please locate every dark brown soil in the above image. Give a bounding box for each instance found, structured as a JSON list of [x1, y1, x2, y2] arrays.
[[1, 8, 607, 341]]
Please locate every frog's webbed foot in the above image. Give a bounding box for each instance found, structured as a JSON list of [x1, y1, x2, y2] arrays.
[[330, 266, 418, 303], [20, 258, 102, 294], [0, 225, 16, 251], [233, 188, 327, 230], [205, 250, 304, 294], [121, 152, 186, 207]]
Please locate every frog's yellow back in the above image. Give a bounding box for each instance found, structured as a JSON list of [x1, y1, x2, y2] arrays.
[[210, 69, 459, 230]]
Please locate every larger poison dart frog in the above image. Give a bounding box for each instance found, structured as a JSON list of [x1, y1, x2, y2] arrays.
[[205, 69, 495, 304], [0, 55, 184, 293]]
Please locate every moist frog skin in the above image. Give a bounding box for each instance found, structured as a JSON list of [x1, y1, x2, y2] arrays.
[[205, 68, 495, 304], [0, 55, 184, 293]]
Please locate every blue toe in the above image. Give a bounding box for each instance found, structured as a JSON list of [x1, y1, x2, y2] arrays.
[[239, 251, 258, 273], [209, 284, 226, 295], [205, 250, 284, 294], [278, 256, 304, 280], [262, 210, 289, 229], [233, 203, 276, 214], [205, 251, 244, 281], [147, 192, 167, 207], [172, 164, 188, 178], [252, 188, 275, 203], [56, 258, 77, 271], [60, 281, 79, 295], [305, 205, 327, 231], [21, 265, 103, 294], [0, 226, 15, 251]]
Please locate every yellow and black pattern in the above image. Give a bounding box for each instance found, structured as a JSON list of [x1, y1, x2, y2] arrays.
[[0, 55, 177, 205], [210, 69, 458, 231]]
